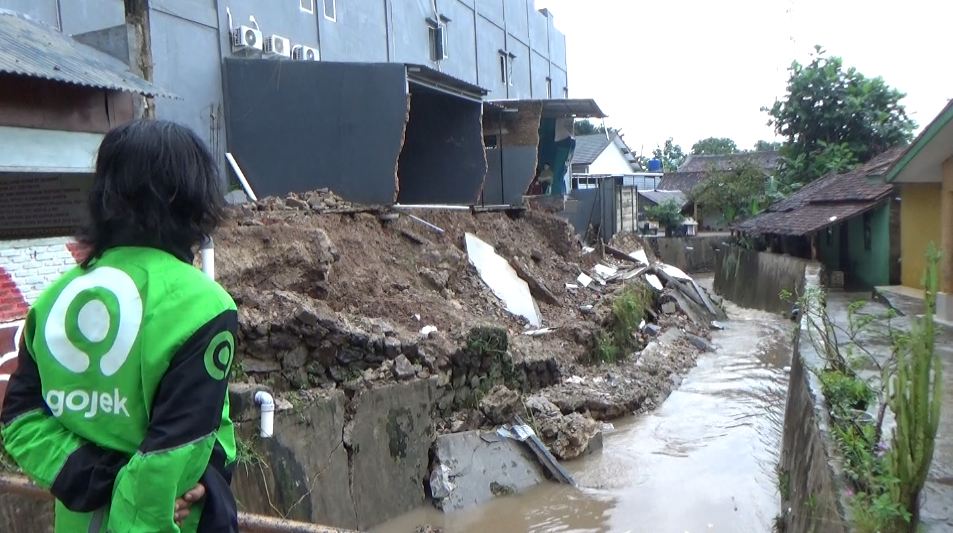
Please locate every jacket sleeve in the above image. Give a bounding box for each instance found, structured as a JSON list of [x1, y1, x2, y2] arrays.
[[0, 315, 129, 512], [107, 309, 237, 533]]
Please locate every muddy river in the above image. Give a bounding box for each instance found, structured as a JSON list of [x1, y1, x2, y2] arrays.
[[374, 294, 793, 533]]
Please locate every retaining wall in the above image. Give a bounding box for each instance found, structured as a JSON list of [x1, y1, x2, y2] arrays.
[[779, 265, 850, 532], [644, 235, 727, 274], [713, 246, 815, 313]]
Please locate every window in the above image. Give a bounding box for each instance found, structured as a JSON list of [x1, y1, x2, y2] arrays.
[[300, 0, 314, 13], [562, 87, 569, 98], [428, 21, 448, 61], [324, 0, 336, 21], [546, 77, 552, 98], [499, 52, 514, 86]]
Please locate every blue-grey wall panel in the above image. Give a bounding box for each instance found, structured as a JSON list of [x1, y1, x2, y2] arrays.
[[478, 0, 503, 28], [549, 25, 567, 69], [530, 50, 549, 98], [482, 146, 536, 205], [435, 0, 477, 83], [317, 0, 387, 62], [223, 59, 406, 204], [397, 85, 485, 204], [0, 0, 58, 27], [562, 188, 602, 238], [150, 9, 225, 169], [389, 0, 432, 66], [527, 2, 548, 55], [551, 65, 568, 96], [475, 16, 506, 98], [60, 0, 124, 35], [502, 0, 527, 44], [505, 36, 530, 100]]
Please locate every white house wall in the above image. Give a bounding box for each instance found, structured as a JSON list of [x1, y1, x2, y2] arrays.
[[588, 142, 635, 175]]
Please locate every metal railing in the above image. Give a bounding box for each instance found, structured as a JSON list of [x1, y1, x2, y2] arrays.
[[0, 474, 358, 533]]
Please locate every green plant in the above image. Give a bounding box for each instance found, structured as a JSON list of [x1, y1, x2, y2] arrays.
[[587, 282, 651, 364], [643, 199, 685, 237], [887, 242, 943, 530]]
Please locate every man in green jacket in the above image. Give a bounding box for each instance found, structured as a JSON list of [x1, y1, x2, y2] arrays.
[[1, 119, 239, 532]]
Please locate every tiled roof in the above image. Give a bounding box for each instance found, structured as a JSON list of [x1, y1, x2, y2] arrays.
[[0, 9, 174, 98], [639, 190, 687, 208], [735, 146, 906, 236], [679, 151, 781, 173], [572, 133, 614, 165], [657, 171, 708, 192]]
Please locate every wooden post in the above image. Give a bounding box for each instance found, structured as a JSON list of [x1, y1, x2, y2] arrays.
[[811, 232, 819, 261], [124, 0, 155, 119]]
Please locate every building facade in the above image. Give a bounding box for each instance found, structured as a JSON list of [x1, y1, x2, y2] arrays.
[[0, 0, 569, 171]]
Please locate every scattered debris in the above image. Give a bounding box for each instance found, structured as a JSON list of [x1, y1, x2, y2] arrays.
[[464, 233, 542, 327]]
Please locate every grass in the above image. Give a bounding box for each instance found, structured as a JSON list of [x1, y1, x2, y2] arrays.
[[590, 282, 651, 364]]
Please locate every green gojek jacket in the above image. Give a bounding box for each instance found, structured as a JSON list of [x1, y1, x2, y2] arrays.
[[0, 246, 239, 533]]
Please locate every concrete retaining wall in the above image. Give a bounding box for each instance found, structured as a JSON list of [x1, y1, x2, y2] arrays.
[[645, 235, 728, 274], [713, 246, 815, 313], [779, 265, 850, 532]]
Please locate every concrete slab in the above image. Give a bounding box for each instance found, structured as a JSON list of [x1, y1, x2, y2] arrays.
[[432, 430, 546, 512]]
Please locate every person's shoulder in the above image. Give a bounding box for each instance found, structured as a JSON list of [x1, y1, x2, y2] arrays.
[[159, 259, 237, 313]]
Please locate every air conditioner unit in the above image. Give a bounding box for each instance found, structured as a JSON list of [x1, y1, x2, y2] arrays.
[[232, 25, 263, 51], [291, 45, 320, 61], [263, 34, 291, 57]]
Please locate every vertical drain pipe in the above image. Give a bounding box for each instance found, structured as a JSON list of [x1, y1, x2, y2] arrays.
[[255, 391, 275, 438], [200, 236, 215, 280]]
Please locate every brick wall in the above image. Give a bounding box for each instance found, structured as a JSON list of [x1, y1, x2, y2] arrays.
[[0, 237, 85, 410]]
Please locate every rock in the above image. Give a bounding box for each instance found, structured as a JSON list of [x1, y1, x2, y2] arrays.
[[523, 395, 563, 439], [392, 355, 416, 380], [552, 413, 603, 460], [415, 525, 444, 533], [241, 359, 281, 373], [645, 324, 662, 336], [686, 333, 713, 352], [419, 268, 450, 290], [384, 336, 401, 359], [479, 385, 524, 425], [285, 197, 309, 210], [661, 302, 677, 314]]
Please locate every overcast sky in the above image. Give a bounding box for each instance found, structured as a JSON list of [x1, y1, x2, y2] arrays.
[[535, 0, 953, 156]]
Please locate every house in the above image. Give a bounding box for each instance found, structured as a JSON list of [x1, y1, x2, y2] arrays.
[[0, 8, 168, 403], [571, 132, 639, 175], [883, 99, 953, 321], [734, 147, 906, 290], [659, 151, 782, 230], [637, 190, 696, 236], [0, 0, 573, 205]]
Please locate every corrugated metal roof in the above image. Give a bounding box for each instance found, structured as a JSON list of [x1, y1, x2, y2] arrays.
[[488, 98, 607, 119], [406, 64, 487, 102], [0, 9, 175, 98], [639, 190, 687, 208], [572, 133, 613, 165]]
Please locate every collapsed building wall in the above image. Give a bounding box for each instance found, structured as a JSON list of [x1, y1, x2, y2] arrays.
[[223, 59, 407, 204], [482, 102, 543, 205], [396, 85, 486, 205]]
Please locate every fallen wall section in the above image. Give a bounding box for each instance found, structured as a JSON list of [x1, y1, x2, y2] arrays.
[[645, 235, 728, 274], [713, 246, 814, 313]]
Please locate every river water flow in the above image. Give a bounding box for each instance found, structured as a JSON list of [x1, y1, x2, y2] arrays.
[[374, 290, 792, 533]]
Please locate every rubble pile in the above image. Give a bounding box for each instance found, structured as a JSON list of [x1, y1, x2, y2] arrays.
[[213, 189, 728, 468]]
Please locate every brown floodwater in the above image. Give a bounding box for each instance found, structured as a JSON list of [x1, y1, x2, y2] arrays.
[[373, 295, 792, 533]]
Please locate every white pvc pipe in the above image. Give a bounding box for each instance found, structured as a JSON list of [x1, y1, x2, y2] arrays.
[[200, 237, 215, 280], [254, 391, 275, 438], [225, 152, 259, 202]]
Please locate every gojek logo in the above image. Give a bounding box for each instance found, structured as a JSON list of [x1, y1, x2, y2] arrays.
[[43, 267, 143, 420]]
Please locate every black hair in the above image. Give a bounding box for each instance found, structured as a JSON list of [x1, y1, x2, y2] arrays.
[[79, 119, 225, 268]]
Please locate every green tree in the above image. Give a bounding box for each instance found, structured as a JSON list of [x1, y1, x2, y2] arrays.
[[691, 137, 738, 155], [688, 161, 768, 225], [752, 140, 782, 152], [764, 45, 916, 185], [575, 120, 609, 136], [651, 138, 686, 172], [643, 199, 685, 237]]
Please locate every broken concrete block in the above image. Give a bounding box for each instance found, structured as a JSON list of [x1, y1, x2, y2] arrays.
[[661, 302, 677, 314], [686, 333, 713, 352], [431, 431, 545, 511], [552, 412, 603, 461], [479, 385, 525, 425], [391, 355, 416, 380]]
